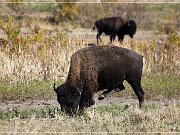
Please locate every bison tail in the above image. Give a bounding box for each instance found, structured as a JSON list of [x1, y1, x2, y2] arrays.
[[93, 24, 96, 30]]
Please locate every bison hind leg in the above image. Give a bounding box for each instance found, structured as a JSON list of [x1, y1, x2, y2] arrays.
[[134, 85, 144, 108], [97, 32, 102, 44], [127, 80, 144, 108], [98, 89, 112, 100], [98, 94, 106, 100], [114, 83, 125, 92]]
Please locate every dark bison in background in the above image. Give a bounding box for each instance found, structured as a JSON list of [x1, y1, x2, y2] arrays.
[[93, 17, 137, 44], [54, 45, 144, 115]]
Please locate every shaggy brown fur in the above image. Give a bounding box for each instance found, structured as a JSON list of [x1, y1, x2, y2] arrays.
[[54, 45, 144, 115]]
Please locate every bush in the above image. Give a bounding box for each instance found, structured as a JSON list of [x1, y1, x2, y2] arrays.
[[49, 1, 78, 24], [6, 0, 27, 19], [0, 17, 21, 45]]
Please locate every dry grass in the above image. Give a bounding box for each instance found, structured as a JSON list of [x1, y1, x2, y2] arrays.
[[0, 18, 179, 102], [0, 104, 180, 133], [0, 29, 179, 84]]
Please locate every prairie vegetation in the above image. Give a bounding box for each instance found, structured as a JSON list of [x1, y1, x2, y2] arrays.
[[0, 1, 179, 133], [0, 104, 180, 133]]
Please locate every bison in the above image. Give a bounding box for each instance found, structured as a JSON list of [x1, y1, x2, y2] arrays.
[[54, 45, 144, 115], [93, 17, 137, 44]]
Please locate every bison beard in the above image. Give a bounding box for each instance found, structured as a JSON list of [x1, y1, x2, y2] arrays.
[[93, 17, 137, 44], [54, 45, 144, 115]]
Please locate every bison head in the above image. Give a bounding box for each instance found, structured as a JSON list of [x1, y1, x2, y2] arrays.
[[125, 20, 137, 38], [54, 83, 81, 115]]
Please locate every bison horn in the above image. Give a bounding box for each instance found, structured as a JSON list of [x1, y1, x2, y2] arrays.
[[54, 83, 56, 92], [76, 87, 82, 95]]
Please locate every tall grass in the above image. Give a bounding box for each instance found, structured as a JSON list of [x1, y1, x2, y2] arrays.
[[0, 24, 179, 84], [0, 18, 179, 101]]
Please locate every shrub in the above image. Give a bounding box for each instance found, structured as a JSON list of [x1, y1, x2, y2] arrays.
[[6, 0, 26, 19]]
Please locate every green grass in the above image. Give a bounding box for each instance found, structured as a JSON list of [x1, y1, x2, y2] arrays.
[[142, 74, 180, 100], [0, 106, 61, 120], [31, 3, 54, 12], [0, 74, 179, 101], [1, 104, 176, 120], [147, 3, 180, 12], [0, 80, 63, 101], [114, 74, 180, 100]]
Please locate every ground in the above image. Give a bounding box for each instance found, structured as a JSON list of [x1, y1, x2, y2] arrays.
[[1, 95, 180, 111]]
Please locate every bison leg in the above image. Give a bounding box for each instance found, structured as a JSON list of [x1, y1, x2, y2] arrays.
[[114, 82, 125, 92], [98, 89, 111, 100], [117, 34, 124, 43], [98, 82, 126, 100], [97, 31, 102, 44], [79, 97, 95, 114], [127, 80, 144, 108], [79, 88, 95, 112], [110, 33, 116, 43]]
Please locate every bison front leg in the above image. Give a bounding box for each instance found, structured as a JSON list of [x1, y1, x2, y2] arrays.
[[78, 82, 97, 113], [79, 97, 95, 114], [117, 34, 124, 44], [110, 33, 116, 43]]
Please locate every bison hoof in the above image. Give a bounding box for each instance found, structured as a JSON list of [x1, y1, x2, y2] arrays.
[[114, 85, 125, 92], [98, 94, 106, 100]]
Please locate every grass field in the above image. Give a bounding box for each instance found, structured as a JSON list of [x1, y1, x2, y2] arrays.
[[0, 74, 179, 102], [0, 27, 179, 133], [0, 73, 179, 133], [0, 4, 179, 133]]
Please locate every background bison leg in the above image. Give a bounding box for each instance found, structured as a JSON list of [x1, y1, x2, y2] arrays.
[[110, 33, 116, 43], [127, 80, 144, 108], [96, 31, 102, 44], [117, 34, 124, 43]]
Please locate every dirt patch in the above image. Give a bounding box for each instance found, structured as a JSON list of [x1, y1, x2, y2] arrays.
[[0, 96, 180, 111]]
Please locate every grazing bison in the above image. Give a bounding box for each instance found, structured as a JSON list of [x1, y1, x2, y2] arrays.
[[54, 45, 144, 115], [93, 17, 137, 44]]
